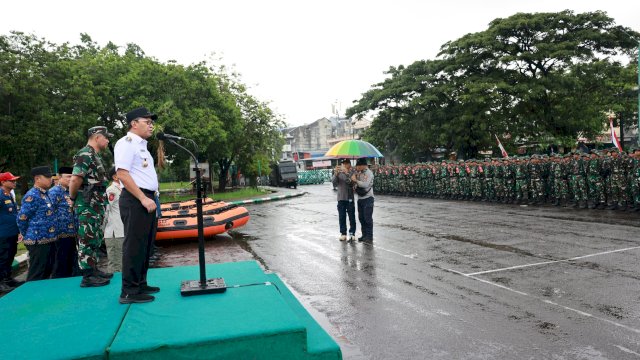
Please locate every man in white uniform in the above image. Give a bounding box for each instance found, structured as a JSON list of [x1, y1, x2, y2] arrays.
[[103, 167, 124, 273], [114, 107, 160, 304]]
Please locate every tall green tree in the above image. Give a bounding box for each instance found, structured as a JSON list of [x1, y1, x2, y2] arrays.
[[348, 10, 639, 160]]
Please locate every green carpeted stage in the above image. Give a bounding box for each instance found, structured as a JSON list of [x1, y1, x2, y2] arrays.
[[0, 261, 342, 360]]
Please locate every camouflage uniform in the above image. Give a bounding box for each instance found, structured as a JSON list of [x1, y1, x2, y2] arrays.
[[514, 159, 529, 203], [529, 157, 544, 204], [551, 156, 569, 206], [73, 145, 109, 271], [609, 153, 628, 209], [503, 160, 515, 203], [437, 162, 448, 198], [494, 162, 505, 202], [586, 154, 606, 209], [568, 155, 587, 208], [630, 151, 640, 209], [470, 162, 482, 200]]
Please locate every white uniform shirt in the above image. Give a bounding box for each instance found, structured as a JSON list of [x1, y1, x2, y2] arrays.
[[103, 183, 124, 238], [114, 131, 159, 191]]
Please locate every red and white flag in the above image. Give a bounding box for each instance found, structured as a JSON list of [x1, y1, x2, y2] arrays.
[[495, 134, 508, 158], [609, 117, 623, 152]]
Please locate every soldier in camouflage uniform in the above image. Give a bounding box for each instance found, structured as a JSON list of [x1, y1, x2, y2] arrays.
[[437, 161, 448, 199], [629, 148, 640, 210], [608, 150, 627, 210], [567, 153, 587, 208], [482, 159, 494, 201], [540, 155, 552, 204], [514, 157, 529, 204], [494, 160, 505, 202], [68, 126, 113, 287], [470, 160, 482, 201], [586, 152, 606, 209], [503, 158, 515, 203], [529, 156, 544, 205], [551, 155, 567, 206]]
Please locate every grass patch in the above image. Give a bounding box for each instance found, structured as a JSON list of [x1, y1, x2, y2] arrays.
[[159, 187, 270, 203], [17, 242, 26, 256], [159, 181, 192, 191]]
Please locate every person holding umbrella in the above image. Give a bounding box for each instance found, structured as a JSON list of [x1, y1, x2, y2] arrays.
[[352, 158, 375, 243], [331, 159, 356, 241]]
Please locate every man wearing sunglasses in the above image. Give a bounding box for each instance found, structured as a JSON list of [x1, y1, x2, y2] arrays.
[[114, 107, 160, 304], [68, 126, 114, 288]]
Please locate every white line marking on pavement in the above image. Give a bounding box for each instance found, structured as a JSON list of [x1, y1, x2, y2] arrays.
[[372, 245, 640, 335], [613, 345, 640, 357], [465, 246, 640, 276], [448, 271, 640, 335], [371, 244, 417, 259]]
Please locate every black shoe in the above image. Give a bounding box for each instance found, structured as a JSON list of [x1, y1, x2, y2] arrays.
[[0, 281, 15, 292], [95, 269, 114, 279], [119, 293, 155, 304], [4, 278, 24, 287], [140, 285, 160, 294], [80, 275, 110, 287]]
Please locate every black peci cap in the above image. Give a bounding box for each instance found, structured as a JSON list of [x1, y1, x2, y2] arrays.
[[126, 107, 158, 123], [31, 166, 52, 177]]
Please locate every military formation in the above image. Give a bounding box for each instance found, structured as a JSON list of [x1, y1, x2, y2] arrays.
[[373, 148, 640, 210]]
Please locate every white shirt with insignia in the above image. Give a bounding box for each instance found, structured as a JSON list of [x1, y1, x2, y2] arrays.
[[114, 131, 159, 191], [103, 183, 125, 238]]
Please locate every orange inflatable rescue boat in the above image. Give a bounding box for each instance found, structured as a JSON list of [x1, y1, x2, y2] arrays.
[[156, 199, 250, 241]]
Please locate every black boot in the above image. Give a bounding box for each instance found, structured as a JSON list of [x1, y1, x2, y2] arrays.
[[94, 268, 114, 279], [0, 279, 16, 292], [4, 277, 24, 287], [80, 269, 110, 288]]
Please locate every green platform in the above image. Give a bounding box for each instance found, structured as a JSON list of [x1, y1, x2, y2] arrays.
[[0, 261, 342, 360]]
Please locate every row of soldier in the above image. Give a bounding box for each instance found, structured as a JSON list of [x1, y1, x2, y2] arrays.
[[372, 148, 640, 210]]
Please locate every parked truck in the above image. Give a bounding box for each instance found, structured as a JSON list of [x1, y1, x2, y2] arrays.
[[269, 160, 299, 189]]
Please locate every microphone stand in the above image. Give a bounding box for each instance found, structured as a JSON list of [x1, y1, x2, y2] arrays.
[[166, 138, 226, 296]]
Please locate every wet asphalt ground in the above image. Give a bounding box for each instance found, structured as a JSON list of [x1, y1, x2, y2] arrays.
[[156, 184, 640, 359]]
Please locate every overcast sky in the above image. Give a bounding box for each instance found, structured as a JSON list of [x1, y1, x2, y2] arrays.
[[3, 0, 639, 126]]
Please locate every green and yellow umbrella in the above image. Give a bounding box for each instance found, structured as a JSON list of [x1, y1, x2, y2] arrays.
[[325, 139, 383, 159]]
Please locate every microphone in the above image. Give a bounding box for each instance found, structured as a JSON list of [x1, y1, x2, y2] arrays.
[[157, 132, 184, 141]]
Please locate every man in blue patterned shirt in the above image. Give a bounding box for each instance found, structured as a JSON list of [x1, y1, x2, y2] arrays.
[[49, 166, 78, 278], [17, 166, 57, 281]]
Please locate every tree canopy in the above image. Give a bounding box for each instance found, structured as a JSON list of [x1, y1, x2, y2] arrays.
[[347, 10, 640, 160], [0, 32, 284, 191]]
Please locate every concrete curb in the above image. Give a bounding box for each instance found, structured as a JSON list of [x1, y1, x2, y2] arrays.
[[229, 191, 307, 206], [11, 253, 28, 273]]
